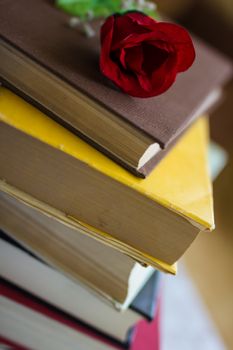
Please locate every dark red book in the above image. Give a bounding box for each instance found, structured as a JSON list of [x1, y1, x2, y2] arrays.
[[0, 280, 160, 350], [0, 336, 30, 350], [131, 302, 160, 350], [0, 280, 122, 350], [0, 0, 231, 176]]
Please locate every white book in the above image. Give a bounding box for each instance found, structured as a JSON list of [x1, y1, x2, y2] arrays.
[[0, 237, 142, 343], [0, 296, 117, 350]]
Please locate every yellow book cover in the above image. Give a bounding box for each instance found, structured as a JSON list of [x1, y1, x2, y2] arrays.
[[0, 88, 214, 272]]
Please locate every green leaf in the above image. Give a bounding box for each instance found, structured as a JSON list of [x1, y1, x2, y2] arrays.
[[55, 0, 160, 20], [56, 0, 122, 18]]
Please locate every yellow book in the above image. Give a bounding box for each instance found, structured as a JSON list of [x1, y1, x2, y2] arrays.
[[0, 88, 214, 272]]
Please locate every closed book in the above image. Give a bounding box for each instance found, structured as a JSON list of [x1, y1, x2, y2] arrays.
[[131, 303, 160, 350], [0, 280, 160, 350], [0, 0, 231, 176], [0, 230, 159, 343], [0, 280, 123, 350], [0, 193, 154, 309], [131, 271, 160, 321], [0, 88, 214, 270]]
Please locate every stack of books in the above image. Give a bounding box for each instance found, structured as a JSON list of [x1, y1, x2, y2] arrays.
[[0, 1, 231, 349]]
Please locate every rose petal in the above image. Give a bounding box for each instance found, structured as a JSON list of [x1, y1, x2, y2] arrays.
[[156, 22, 194, 44], [112, 31, 158, 50], [100, 16, 129, 86], [155, 22, 195, 71], [100, 16, 139, 94], [149, 40, 175, 54], [126, 11, 158, 29], [150, 55, 178, 95], [100, 15, 114, 46], [134, 55, 178, 98], [119, 48, 127, 70], [175, 43, 195, 72], [100, 15, 117, 76], [125, 45, 144, 74], [113, 22, 195, 72], [111, 13, 149, 48], [142, 43, 169, 75], [137, 73, 153, 93]]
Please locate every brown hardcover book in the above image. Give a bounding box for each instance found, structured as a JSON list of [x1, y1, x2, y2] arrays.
[[0, 0, 231, 177]]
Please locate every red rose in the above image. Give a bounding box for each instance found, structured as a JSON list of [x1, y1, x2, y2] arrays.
[[100, 11, 195, 98]]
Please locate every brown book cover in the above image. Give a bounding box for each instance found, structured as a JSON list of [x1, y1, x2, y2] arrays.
[[0, 0, 232, 176]]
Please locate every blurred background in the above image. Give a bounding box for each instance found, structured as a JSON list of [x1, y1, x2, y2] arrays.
[[155, 1, 233, 349]]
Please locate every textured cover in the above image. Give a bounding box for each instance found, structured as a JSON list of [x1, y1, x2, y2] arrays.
[[0, 0, 231, 169]]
